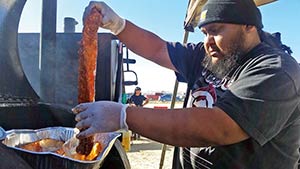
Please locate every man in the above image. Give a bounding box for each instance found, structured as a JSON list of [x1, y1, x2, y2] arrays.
[[74, 0, 300, 168], [128, 87, 149, 107]]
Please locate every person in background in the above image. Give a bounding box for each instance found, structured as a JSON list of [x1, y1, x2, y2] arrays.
[[73, 0, 300, 168], [128, 87, 149, 107], [127, 86, 149, 139]]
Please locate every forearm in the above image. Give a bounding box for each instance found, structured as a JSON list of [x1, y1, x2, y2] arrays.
[[126, 106, 249, 147], [117, 20, 176, 70]]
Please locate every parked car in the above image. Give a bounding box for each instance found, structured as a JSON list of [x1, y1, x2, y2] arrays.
[[159, 94, 182, 102]]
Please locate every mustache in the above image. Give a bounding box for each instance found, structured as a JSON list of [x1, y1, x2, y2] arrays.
[[206, 45, 221, 54]]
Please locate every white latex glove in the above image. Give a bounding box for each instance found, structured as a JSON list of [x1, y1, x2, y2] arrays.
[[72, 101, 128, 138], [83, 1, 126, 35]]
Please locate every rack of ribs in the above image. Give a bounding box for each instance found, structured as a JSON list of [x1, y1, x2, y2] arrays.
[[77, 7, 101, 156]]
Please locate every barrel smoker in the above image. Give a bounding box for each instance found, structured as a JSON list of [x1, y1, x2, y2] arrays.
[[0, 0, 130, 168]]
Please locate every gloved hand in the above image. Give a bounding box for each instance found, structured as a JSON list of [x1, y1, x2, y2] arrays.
[[83, 1, 126, 35], [72, 101, 129, 138]]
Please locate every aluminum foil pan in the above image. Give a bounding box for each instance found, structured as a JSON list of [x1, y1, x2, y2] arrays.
[[2, 127, 120, 169]]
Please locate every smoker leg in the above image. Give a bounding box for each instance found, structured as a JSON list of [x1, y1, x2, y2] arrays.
[[101, 139, 130, 169]]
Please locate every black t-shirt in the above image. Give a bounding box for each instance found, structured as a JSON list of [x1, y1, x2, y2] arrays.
[[167, 41, 300, 169], [129, 94, 147, 107]]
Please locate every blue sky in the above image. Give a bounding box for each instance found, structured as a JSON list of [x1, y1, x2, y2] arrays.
[[19, 0, 300, 93]]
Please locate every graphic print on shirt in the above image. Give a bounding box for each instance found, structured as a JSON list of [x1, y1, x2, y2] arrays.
[[191, 83, 216, 108], [184, 69, 232, 169]]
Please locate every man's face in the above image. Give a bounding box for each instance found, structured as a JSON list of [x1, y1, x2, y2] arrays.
[[135, 90, 141, 95], [200, 23, 247, 79]]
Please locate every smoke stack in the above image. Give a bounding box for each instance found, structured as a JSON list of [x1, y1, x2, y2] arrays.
[[64, 17, 78, 33]]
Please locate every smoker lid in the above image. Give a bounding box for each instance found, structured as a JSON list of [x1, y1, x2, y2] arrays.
[[0, 0, 39, 103]]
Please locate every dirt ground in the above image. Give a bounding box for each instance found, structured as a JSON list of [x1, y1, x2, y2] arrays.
[[126, 137, 174, 169]]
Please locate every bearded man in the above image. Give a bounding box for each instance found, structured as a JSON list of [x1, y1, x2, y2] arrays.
[[74, 0, 300, 168]]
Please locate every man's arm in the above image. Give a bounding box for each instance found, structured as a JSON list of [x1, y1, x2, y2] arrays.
[[84, 1, 176, 71], [126, 106, 249, 147], [73, 101, 249, 147], [117, 21, 176, 71]]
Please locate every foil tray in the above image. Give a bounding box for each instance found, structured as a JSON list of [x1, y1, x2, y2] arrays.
[[1, 127, 120, 169]]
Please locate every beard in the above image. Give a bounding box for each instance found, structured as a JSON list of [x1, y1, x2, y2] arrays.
[[202, 29, 247, 79]]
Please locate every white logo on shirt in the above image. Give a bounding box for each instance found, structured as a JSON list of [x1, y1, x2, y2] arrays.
[[199, 146, 216, 156]]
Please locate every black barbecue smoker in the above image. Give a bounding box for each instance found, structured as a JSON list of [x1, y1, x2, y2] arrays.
[[0, 0, 130, 168]]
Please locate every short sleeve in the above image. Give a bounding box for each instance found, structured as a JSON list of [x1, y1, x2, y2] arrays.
[[143, 95, 147, 100], [167, 42, 206, 85]]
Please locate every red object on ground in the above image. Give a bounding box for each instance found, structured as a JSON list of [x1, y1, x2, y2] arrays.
[[153, 106, 168, 109]]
